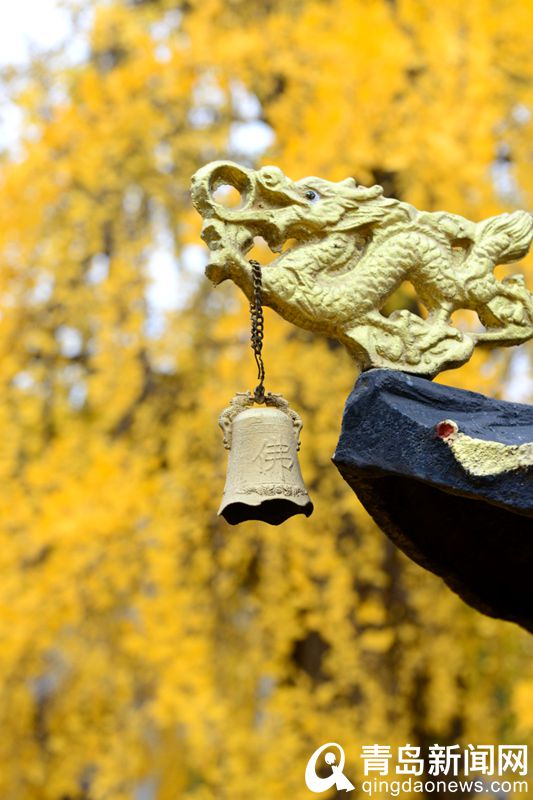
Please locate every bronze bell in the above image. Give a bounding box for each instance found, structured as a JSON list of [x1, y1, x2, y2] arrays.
[[218, 392, 313, 525]]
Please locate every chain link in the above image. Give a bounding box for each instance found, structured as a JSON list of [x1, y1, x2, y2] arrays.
[[249, 259, 266, 403]]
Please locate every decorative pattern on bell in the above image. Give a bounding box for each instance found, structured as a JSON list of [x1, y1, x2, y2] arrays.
[[218, 392, 313, 525]]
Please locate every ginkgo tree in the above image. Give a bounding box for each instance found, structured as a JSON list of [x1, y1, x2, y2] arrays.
[[0, 1, 531, 798]]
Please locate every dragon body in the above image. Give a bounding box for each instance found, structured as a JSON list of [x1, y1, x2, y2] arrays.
[[191, 161, 533, 376]]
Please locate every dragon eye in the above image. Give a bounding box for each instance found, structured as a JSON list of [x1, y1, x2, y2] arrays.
[[304, 189, 320, 202]]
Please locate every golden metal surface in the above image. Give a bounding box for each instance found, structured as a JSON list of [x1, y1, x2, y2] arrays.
[[191, 161, 533, 377], [218, 392, 313, 525]]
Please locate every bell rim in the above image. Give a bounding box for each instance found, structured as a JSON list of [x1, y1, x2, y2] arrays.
[[218, 496, 314, 526]]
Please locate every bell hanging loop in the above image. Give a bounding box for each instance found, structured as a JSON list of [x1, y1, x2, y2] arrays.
[[218, 392, 313, 525]]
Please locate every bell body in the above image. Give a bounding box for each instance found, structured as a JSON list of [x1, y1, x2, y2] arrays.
[[218, 397, 313, 525]]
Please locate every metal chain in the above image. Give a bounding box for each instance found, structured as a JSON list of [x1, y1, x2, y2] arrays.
[[249, 259, 266, 403]]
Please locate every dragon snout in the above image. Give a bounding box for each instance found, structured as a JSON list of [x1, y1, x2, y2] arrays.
[[190, 160, 255, 217], [255, 165, 308, 206], [256, 165, 286, 190]]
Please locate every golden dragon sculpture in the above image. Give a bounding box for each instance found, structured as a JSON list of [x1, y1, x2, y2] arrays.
[[191, 161, 533, 377]]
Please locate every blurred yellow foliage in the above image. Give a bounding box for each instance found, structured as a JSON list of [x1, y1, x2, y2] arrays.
[[0, 0, 531, 798]]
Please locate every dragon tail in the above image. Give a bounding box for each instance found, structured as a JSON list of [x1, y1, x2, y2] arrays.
[[476, 210, 533, 263]]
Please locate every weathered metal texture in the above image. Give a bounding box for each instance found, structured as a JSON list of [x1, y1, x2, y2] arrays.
[[191, 161, 533, 378], [333, 368, 533, 632], [218, 392, 313, 525]]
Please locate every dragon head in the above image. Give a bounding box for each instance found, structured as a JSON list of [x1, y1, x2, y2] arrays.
[[190, 161, 386, 282]]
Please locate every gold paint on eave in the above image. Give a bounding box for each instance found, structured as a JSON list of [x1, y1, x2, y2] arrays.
[[438, 419, 533, 476]]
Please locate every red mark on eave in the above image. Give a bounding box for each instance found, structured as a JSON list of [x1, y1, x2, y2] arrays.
[[436, 420, 456, 439]]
